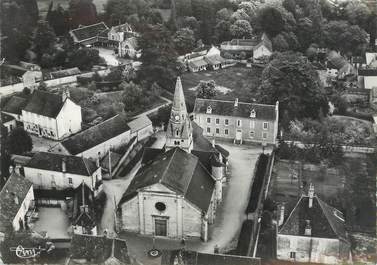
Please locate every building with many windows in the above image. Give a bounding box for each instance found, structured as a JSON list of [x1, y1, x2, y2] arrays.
[[193, 98, 279, 145]]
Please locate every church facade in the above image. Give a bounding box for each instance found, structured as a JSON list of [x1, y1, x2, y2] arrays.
[[118, 77, 228, 241]]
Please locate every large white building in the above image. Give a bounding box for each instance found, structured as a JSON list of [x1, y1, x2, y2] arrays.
[[24, 152, 102, 193]]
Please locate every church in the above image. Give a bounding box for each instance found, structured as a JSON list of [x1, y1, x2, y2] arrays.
[[118, 77, 229, 241]]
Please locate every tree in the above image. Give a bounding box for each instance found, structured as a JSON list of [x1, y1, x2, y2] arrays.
[[196, 80, 217, 99], [323, 20, 368, 55], [230, 20, 253, 39], [344, 0, 371, 29], [137, 24, 180, 89], [214, 20, 232, 43], [68, 48, 102, 71], [258, 52, 329, 128], [180, 16, 200, 36], [6, 127, 33, 155], [173, 27, 196, 55], [47, 4, 70, 36], [69, 0, 98, 27], [230, 9, 250, 23], [256, 6, 286, 37], [38, 81, 48, 91], [33, 21, 56, 60], [121, 81, 152, 113]]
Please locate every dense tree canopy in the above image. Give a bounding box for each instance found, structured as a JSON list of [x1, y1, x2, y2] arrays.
[[196, 80, 217, 99], [230, 20, 253, 39], [68, 48, 102, 71], [258, 52, 329, 128], [5, 127, 33, 155], [137, 24, 180, 89], [173, 27, 196, 55]]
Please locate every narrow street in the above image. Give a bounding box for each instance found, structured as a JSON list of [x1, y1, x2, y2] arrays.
[[99, 162, 141, 235]]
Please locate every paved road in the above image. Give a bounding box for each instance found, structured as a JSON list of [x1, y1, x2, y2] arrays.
[[135, 96, 172, 118]]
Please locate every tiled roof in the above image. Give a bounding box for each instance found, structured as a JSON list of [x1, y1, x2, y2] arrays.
[[221, 38, 259, 47], [0, 172, 33, 232], [23, 90, 65, 118], [70, 22, 109, 42], [141, 147, 164, 164], [26, 152, 97, 176], [204, 54, 225, 65], [50, 67, 81, 79], [2, 96, 28, 115], [70, 234, 131, 264], [1, 112, 15, 123], [279, 195, 348, 241], [327, 51, 348, 70], [120, 148, 215, 212], [61, 115, 131, 155], [161, 250, 261, 265], [193, 98, 276, 121], [127, 115, 152, 133], [111, 23, 133, 33], [188, 58, 208, 69]]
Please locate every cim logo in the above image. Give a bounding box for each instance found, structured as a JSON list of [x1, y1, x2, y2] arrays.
[[10, 242, 55, 259]]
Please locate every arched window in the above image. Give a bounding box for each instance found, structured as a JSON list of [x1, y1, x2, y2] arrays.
[[206, 106, 212, 114]]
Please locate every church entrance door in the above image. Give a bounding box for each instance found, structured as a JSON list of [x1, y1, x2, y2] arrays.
[[155, 219, 167, 236]]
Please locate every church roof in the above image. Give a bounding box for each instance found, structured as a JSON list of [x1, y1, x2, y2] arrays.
[[172, 77, 187, 113], [119, 148, 215, 212], [279, 195, 348, 242]]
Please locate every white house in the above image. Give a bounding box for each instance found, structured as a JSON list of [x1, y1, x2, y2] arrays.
[[253, 34, 273, 60], [0, 172, 34, 234], [49, 115, 151, 160], [23, 152, 102, 193], [22, 89, 82, 140]]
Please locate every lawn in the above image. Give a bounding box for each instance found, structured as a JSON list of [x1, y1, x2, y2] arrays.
[[180, 65, 264, 111]]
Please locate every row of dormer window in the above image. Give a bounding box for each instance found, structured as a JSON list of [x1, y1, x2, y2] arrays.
[[206, 106, 256, 118]]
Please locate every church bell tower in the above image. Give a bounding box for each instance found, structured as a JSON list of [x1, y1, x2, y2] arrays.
[[165, 77, 193, 153]]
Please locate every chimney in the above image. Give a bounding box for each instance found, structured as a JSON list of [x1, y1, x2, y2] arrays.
[[62, 158, 67, 173], [234, 98, 239, 107], [308, 183, 314, 208], [278, 203, 285, 226], [14, 165, 21, 175], [275, 101, 279, 112], [62, 88, 70, 102], [304, 220, 312, 236], [9, 165, 14, 174], [211, 137, 215, 148]]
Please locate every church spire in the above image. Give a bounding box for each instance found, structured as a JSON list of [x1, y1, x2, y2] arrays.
[[172, 77, 187, 115], [165, 77, 193, 153]]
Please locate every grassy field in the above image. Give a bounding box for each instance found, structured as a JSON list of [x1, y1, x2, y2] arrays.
[[180, 65, 264, 111]]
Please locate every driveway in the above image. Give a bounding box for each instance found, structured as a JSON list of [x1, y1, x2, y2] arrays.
[[199, 143, 267, 253]]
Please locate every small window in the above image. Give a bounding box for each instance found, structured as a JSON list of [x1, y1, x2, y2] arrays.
[[250, 109, 256, 118], [207, 117, 211, 123], [224, 129, 229, 135], [207, 127, 211, 133], [237, 120, 242, 127], [262, 132, 268, 139], [250, 131, 255, 138], [68, 178, 73, 184], [263, 122, 269, 130], [215, 118, 220, 124], [215, 128, 220, 134], [224, 119, 229, 125], [290, 252, 296, 259], [176, 130, 179, 136]]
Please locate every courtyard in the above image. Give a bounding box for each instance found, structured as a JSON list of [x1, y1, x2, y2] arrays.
[[31, 207, 70, 240]]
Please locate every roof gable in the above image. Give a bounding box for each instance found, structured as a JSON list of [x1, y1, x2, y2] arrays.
[[279, 195, 347, 241], [23, 90, 65, 118], [70, 22, 109, 42], [0, 172, 33, 232], [2, 96, 28, 115]]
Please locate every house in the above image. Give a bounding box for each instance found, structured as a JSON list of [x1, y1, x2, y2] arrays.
[[187, 58, 209, 72], [22, 89, 82, 140], [370, 87, 377, 110], [69, 22, 109, 46], [193, 98, 279, 145], [0, 172, 34, 235], [358, 52, 377, 89], [220, 33, 272, 60], [253, 33, 273, 60], [68, 233, 135, 265], [49, 115, 150, 160], [277, 184, 351, 264], [183, 46, 227, 72], [1, 113, 17, 134], [49, 67, 81, 79], [327, 51, 356, 79], [118, 78, 228, 241], [23, 152, 102, 193], [1, 64, 42, 87], [161, 249, 261, 265], [108, 23, 138, 58], [1, 95, 28, 122]]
